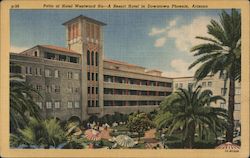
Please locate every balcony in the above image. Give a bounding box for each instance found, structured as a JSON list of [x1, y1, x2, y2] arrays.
[[103, 82, 171, 92], [103, 94, 165, 101]]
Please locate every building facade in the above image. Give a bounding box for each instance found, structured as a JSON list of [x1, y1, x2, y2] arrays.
[[10, 15, 241, 125]]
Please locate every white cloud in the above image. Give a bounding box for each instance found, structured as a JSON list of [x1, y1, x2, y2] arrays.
[[154, 37, 166, 47], [168, 16, 213, 52], [168, 18, 178, 28], [149, 27, 166, 36], [149, 16, 215, 52], [10, 46, 29, 53], [162, 59, 197, 78]]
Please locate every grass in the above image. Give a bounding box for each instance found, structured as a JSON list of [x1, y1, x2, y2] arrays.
[[111, 124, 129, 131]]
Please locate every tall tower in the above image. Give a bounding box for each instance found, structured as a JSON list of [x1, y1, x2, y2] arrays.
[[63, 15, 106, 120]]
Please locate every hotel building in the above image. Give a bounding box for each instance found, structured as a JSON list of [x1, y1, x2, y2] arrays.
[[10, 15, 240, 125]]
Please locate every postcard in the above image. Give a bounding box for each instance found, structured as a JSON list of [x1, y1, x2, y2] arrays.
[[0, 0, 249, 157]]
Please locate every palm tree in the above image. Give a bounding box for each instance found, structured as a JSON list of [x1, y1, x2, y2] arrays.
[[10, 118, 66, 148], [10, 74, 42, 132], [188, 9, 241, 142], [154, 86, 228, 148]]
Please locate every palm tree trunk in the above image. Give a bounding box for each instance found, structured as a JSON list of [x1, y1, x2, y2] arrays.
[[226, 76, 235, 142], [184, 122, 195, 149]]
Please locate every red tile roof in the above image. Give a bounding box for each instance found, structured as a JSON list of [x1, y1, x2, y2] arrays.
[[104, 59, 145, 69], [39, 45, 80, 55]]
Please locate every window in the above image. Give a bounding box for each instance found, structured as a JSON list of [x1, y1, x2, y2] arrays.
[[10, 65, 22, 74], [91, 51, 94, 65], [166, 82, 172, 88], [25, 66, 32, 75], [75, 102, 80, 108], [220, 102, 226, 109], [88, 87, 90, 94], [34, 51, 38, 57], [96, 100, 99, 107], [67, 102, 73, 108], [73, 73, 79, 80], [35, 68, 42, 76], [69, 56, 78, 63], [92, 100, 95, 107], [88, 100, 91, 107], [67, 72, 73, 79], [208, 81, 212, 87], [92, 73, 94, 81], [55, 85, 60, 93], [104, 101, 112, 106], [235, 103, 241, 111], [92, 87, 95, 94], [36, 85, 42, 91], [46, 102, 52, 109], [55, 70, 59, 78], [202, 82, 206, 87], [235, 87, 241, 95], [96, 73, 98, 81], [45, 52, 55, 60], [59, 55, 66, 61], [88, 72, 90, 80], [95, 52, 99, 66], [221, 88, 227, 96], [45, 69, 51, 77], [55, 102, 60, 109], [87, 50, 90, 65], [46, 85, 52, 93], [96, 87, 98, 94], [36, 102, 42, 109]]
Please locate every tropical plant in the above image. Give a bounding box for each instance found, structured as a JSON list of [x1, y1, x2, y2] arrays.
[[10, 118, 66, 148], [127, 112, 155, 140], [154, 86, 228, 148], [10, 74, 42, 132], [188, 9, 241, 142]]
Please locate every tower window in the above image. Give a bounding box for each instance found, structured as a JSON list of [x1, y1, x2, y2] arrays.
[[91, 51, 94, 65], [88, 72, 90, 80], [96, 73, 98, 81], [87, 50, 90, 65], [95, 52, 99, 66]]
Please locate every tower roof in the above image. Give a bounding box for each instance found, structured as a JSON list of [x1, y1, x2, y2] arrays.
[[62, 15, 107, 26]]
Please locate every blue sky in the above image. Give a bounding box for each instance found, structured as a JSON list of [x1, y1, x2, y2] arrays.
[[11, 9, 226, 77]]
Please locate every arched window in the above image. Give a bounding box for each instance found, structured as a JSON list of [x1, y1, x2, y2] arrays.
[[95, 52, 98, 66], [87, 50, 90, 65], [91, 51, 94, 66]]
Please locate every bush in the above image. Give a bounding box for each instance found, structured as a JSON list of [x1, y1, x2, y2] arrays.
[[110, 131, 140, 138], [193, 140, 216, 149], [165, 140, 183, 149]]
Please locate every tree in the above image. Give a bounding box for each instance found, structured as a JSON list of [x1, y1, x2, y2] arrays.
[[154, 86, 228, 148], [188, 9, 241, 142], [10, 74, 42, 132], [127, 112, 155, 140], [11, 118, 66, 148]]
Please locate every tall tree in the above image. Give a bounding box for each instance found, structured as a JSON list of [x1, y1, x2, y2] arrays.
[[10, 74, 42, 132], [188, 9, 241, 142], [154, 86, 228, 148], [127, 112, 155, 140]]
